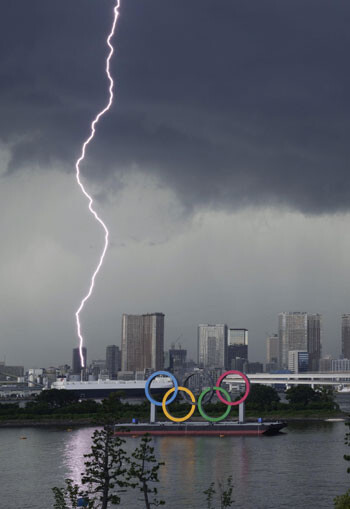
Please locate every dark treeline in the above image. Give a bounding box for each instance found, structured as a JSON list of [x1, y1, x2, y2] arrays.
[[0, 385, 340, 422]]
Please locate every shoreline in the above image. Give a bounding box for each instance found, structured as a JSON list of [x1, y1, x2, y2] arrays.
[[0, 414, 347, 428]]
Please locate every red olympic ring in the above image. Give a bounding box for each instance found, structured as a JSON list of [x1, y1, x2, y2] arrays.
[[215, 370, 250, 406]]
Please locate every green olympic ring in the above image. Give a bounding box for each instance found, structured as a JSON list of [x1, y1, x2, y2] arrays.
[[197, 386, 232, 422]]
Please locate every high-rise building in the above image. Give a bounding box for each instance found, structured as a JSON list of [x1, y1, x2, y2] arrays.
[[278, 312, 307, 368], [342, 314, 350, 360], [72, 347, 87, 374], [288, 350, 309, 373], [227, 328, 248, 366], [106, 345, 121, 379], [169, 348, 187, 370], [228, 329, 248, 346], [266, 334, 279, 365], [121, 313, 164, 372], [198, 324, 227, 369], [307, 314, 322, 371]]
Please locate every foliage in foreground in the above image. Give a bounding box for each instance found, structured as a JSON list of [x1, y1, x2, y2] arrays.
[[52, 428, 167, 509], [334, 422, 350, 507], [204, 475, 234, 509], [127, 436, 165, 508], [334, 490, 350, 509], [52, 426, 235, 508]]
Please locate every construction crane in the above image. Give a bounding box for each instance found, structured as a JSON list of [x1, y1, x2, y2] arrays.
[[171, 334, 183, 350]]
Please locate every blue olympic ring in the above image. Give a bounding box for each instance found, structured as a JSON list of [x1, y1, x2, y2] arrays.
[[145, 370, 178, 407]]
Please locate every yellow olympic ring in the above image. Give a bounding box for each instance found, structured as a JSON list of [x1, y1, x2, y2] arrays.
[[162, 386, 196, 423]]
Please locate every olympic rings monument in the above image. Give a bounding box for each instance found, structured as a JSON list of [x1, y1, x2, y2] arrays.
[[114, 370, 286, 436]]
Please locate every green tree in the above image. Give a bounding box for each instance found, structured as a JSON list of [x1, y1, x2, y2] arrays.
[[334, 490, 350, 508], [81, 427, 130, 508], [52, 426, 130, 509], [203, 476, 234, 508], [246, 385, 280, 411], [101, 392, 124, 415], [203, 482, 215, 509], [36, 389, 78, 409], [334, 422, 350, 507], [52, 479, 85, 509], [285, 386, 319, 407], [127, 435, 165, 508]]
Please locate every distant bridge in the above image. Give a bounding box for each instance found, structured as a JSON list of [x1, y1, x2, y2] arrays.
[[225, 372, 350, 388]]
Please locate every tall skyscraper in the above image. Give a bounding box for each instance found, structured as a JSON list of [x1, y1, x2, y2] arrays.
[[307, 314, 322, 371], [266, 334, 279, 365], [121, 313, 164, 372], [72, 347, 87, 374], [106, 345, 121, 379], [278, 312, 307, 368], [228, 328, 248, 346], [227, 328, 248, 368], [198, 324, 227, 369], [342, 314, 350, 359]]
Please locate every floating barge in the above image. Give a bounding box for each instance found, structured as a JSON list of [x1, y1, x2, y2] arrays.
[[114, 420, 287, 437]]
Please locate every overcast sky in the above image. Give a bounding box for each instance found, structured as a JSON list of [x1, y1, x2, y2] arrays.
[[1, 0, 350, 368]]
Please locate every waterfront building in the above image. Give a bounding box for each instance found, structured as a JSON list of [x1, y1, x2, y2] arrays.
[[117, 371, 135, 381], [307, 314, 322, 371], [288, 350, 309, 373], [72, 347, 87, 375], [278, 312, 308, 369], [0, 363, 24, 381], [43, 367, 57, 388], [90, 359, 107, 379], [266, 334, 279, 365], [198, 324, 227, 369], [121, 313, 164, 372], [106, 345, 121, 379], [57, 364, 70, 376], [342, 314, 350, 360], [265, 362, 278, 372], [243, 361, 264, 374], [331, 358, 350, 372], [28, 368, 44, 387]]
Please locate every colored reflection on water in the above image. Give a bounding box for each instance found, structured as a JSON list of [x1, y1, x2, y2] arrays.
[[0, 421, 349, 508]]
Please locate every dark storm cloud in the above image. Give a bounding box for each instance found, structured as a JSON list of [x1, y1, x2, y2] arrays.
[[1, 0, 350, 213]]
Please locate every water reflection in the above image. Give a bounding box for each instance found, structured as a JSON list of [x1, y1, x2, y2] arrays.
[[63, 427, 97, 483], [0, 421, 342, 509]]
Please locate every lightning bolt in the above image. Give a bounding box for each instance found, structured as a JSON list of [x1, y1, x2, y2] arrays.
[[75, 0, 120, 368]]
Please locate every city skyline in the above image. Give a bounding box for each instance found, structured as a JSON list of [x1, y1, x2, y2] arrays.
[[1, 308, 349, 369]]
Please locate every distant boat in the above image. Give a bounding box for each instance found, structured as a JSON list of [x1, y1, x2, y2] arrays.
[[50, 377, 172, 400]]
